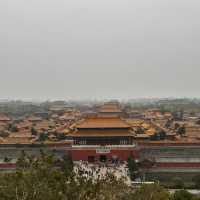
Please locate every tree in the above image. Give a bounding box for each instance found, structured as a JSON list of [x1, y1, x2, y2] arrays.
[[9, 124, 18, 132], [0, 151, 134, 200], [31, 127, 37, 136], [4, 157, 11, 163], [135, 127, 145, 135], [174, 123, 180, 131], [3, 151, 71, 200], [171, 177, 184, 189], [159, 130, 166, 140], [165, 120, 172, 129], [132, 184, 170, 200], [127, 155, 138, 181], [171, 190, 198, 200], [56, 133, 67, 141], [16, 150, 30, 170], [193, 174, 200, 189], [0, 130, 9, 138], [60, 154, 74, 175], [38, 132, 48, 142], [177, 126, 186, 136]]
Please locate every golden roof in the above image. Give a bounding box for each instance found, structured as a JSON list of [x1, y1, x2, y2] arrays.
[[76, 116, 131, 129], [0, 115, 11, 121], [142, 123, 150, 129], [146, 128, 156, 136], [70, 129, 133, 137]]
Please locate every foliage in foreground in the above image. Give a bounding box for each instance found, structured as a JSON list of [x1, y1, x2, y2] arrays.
[[0, 151, 132, 200], [0, 151, 199, 200]]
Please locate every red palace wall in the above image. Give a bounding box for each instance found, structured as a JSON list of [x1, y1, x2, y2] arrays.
[[0, 163, 16, 169], [71, 149, 139, 161]]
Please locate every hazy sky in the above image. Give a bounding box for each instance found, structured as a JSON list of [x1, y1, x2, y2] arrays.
[[0, 0, 200, 100]]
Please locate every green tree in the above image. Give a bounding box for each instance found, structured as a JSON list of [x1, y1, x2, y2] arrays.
[[159, 130, 166, 140], [174, 123, 180, 131], [31, 127, 37, 136], [177, 126, 186, 136], [193, 174, 200, 189], [127, 155, 138, 181], [38, 132, 48, 142], [0, 151, 134, 200], [4, 156, 11, 163], [171, 190, 198, 200], [60, 154, 74, 176], [9, 124, 18, 132], [0, 130, 9, 138], [132, 184, 170, 200], [0, 151, 74, 200], [56, 133, 67, 141], [171, 177, 185, 189]]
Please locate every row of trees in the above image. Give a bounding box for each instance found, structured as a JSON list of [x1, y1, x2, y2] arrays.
[[0, 151, 199, 200]]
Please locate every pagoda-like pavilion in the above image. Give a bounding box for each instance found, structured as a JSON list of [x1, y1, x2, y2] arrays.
[[71, 116, 133, 145], [98, 101, 123, 117], [70, 115, 138, 162]]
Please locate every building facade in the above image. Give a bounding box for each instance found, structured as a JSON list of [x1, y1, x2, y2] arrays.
[[70, 115, 138, 162]]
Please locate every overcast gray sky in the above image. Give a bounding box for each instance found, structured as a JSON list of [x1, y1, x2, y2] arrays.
[[0, 0, 200, 100]]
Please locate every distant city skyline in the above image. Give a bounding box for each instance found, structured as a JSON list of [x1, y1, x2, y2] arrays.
[[0, 0, 200, 100]]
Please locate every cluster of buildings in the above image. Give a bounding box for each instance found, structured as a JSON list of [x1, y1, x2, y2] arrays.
[[0, 102, 200, 184]]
